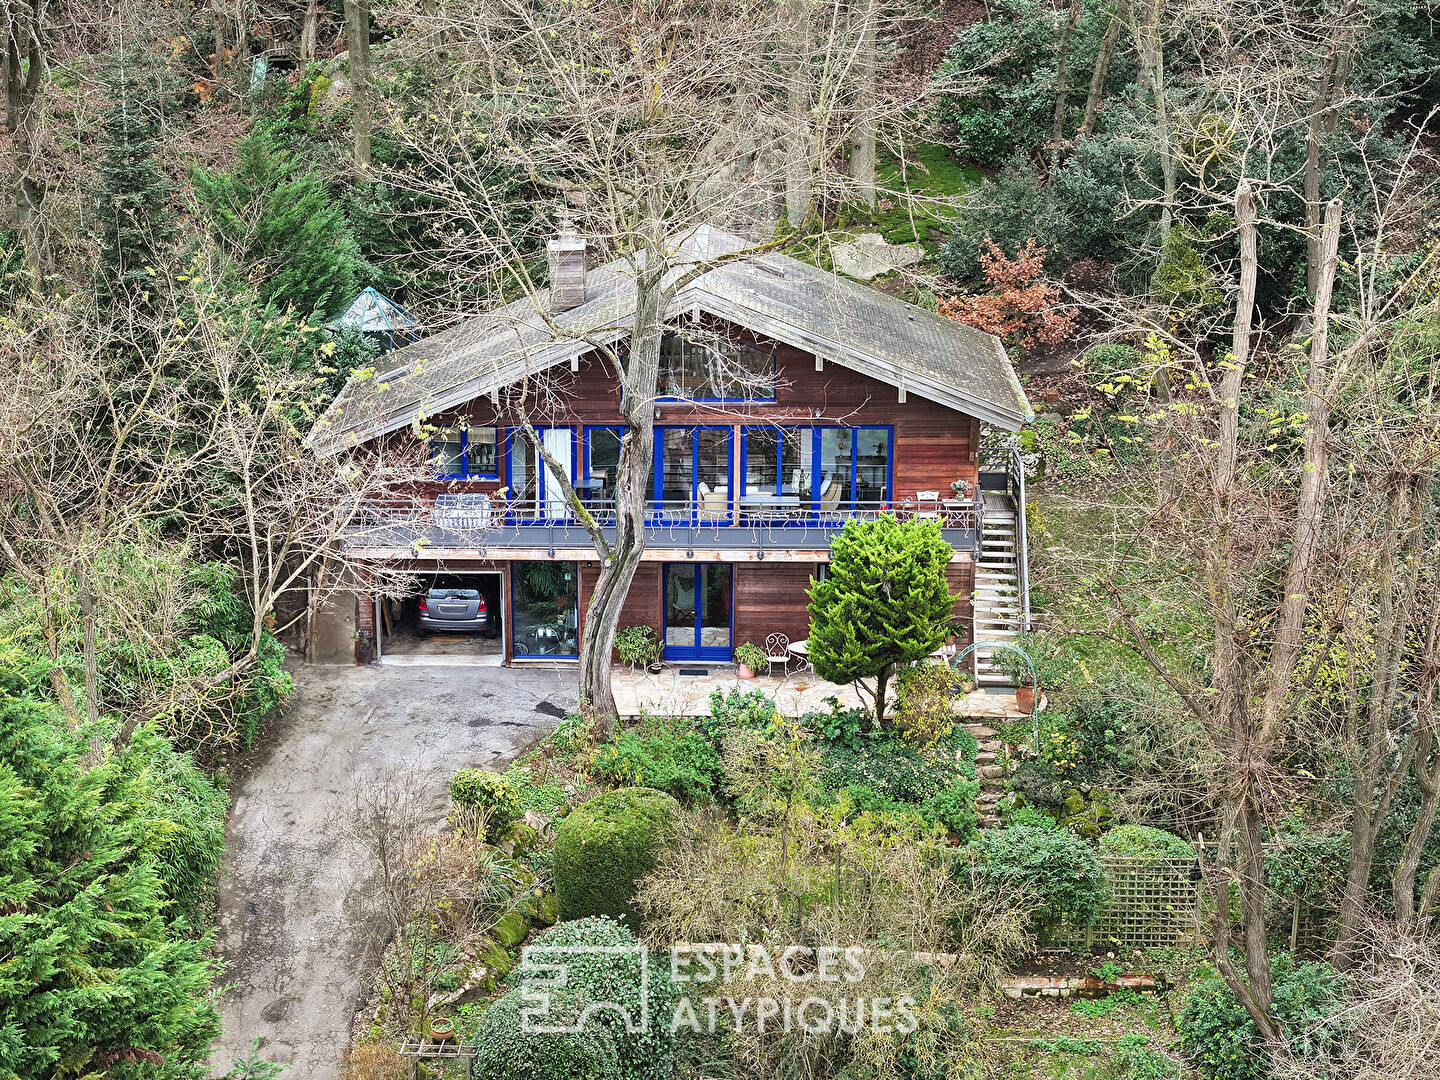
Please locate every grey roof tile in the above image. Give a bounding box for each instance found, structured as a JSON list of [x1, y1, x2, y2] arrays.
[[310, 227, 1030, 454]]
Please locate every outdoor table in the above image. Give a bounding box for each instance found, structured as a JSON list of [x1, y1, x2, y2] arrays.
[[940, 498, 977, 527], [788, 638, 814, 673], [741, 494, 802, 522]]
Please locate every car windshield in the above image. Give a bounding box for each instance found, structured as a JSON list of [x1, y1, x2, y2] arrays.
[[429, 588, 480, 599]]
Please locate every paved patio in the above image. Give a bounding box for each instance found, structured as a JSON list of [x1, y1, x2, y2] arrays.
[[611, 665, 1025, 720]]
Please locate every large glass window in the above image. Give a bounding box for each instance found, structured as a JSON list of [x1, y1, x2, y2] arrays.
[[512, 562, 579, 657], [854, 428, 891, 505], [659, 332, 776, 401], [655, 427, 732, 520], [508, 428, 574, 520], [585, 426, 654, 508], [816, 428, 853, 514], [743, 427, 812, 499], [431, 426, 500, 479], [659, 428, 694, 508]]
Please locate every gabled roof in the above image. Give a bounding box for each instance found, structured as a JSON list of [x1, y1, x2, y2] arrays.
[[308, 226, 1031, 455]]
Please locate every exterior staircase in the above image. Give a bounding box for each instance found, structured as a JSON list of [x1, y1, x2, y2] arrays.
[[972, 495, 1026, 688], [963, 722, 1008, 828]]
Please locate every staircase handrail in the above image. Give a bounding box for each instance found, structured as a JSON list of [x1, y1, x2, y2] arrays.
[[1009, 445, 1032, 632]]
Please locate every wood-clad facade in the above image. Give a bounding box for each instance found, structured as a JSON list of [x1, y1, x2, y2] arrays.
[[349, 320, 988, 666]]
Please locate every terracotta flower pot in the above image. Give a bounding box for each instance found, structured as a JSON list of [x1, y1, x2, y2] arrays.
[[737, 664, 757, 679], [427, 1016, 454, 1042], [1015, 685, 1037, 714]]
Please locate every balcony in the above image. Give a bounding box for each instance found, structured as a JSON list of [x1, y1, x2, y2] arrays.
[[342, 495, 983, 559]]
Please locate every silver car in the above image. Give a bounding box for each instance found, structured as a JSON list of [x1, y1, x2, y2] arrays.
[[417, 579, 495, 636]]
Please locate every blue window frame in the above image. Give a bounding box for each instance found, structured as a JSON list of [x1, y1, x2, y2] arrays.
[[739, 426, 893, 523], [662, 562, 733, 661], [657, 332, 777, 403], [505, 426, 577, 522], [430, 425, 501, 479], [583, 425, 640, 509], [653, 426, 733, 524]]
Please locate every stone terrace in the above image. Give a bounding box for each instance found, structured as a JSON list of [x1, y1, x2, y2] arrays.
[[610, 665, 1024, 721]]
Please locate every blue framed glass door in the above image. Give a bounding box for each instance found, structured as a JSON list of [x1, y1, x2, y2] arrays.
[[653, 427, 732, 524], [508, 427, 576, 522], [663, 563, 733, 661]]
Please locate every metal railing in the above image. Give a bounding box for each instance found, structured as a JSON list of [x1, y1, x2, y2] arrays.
[[1010, 444, 1032, 632], [977, 445, 1032, 632], [347, 495, 983, 554]]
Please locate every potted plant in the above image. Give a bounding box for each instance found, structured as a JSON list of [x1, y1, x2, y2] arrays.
[[426, 1015, 455, 1042], [949, 477, 975, 501], [734, 641, 767, 679], [615, 624, 663, 672], [992, 631, 1068, 714]]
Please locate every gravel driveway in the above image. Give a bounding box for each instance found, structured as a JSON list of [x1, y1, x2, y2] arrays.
[[208, 663, 574, 1078]]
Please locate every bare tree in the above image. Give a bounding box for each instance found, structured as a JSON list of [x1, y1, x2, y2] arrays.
[[0, 254, 428, 751], [344, 0, 371, 169], [376, 0, 925, 731], [2, 0, 51, 275]]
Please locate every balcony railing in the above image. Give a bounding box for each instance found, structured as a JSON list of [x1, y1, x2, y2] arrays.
[[343, 495, 983, 556]]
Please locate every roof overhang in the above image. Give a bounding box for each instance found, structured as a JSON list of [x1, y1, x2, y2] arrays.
[[312, 294, 1027, 456]]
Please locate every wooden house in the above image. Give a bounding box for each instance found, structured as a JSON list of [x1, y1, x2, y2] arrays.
[[309, 226, 1033, 671]]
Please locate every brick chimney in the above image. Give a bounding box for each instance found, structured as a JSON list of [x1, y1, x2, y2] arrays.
[[547, 218, 587, 312]]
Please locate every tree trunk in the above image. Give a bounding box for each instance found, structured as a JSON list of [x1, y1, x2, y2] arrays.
[[1050, 0, 1082, 162], [345, 0, 373, 170], [576, 272, 666, 732], [1304, 0, 1358, 297], [1395, 731, 1439, 928], [1235, 800, 1280, 1041], [873, 662, 892, 723], [1214, 181, 1257, 503], [783, 0, 812, 225], [849, 5, 877, 211], [300, 0, 320, 61], [1258, 197, 1342, 738], [5, 3, 48, 277], [1079, 0, 1127, 137], [1133, 0, 1174, 237]]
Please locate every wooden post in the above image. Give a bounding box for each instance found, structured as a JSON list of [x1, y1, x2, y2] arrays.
[[1290, 893, 1301, 953]]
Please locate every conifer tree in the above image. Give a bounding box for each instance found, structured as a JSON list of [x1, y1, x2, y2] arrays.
[[0, 693, 220, 1078], [93, 47, 176, 294], [807, 516, 958, 722], [191, 122, 371, 319]]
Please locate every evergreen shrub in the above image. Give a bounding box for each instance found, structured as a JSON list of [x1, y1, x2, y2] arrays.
[[554, 787, 681, 922]]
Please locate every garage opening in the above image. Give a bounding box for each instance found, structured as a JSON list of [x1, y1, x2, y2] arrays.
[[377, 572, 505, 666]]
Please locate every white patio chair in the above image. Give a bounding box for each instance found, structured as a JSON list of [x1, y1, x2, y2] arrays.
[[765, 632, 790, 679]]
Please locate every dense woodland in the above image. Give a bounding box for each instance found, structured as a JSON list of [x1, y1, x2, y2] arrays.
[[1, 0, 1440, 1077]]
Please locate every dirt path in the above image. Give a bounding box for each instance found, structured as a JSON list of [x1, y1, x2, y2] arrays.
[[208, 663, 573, 1079]]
